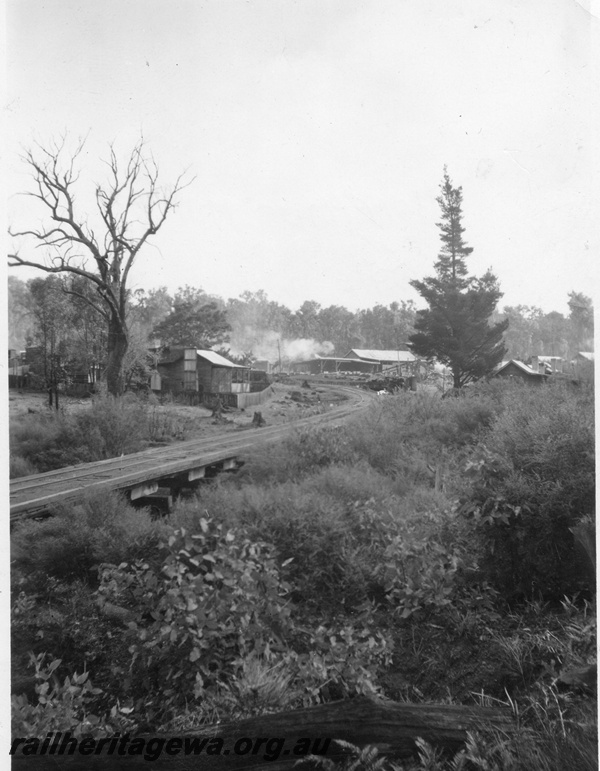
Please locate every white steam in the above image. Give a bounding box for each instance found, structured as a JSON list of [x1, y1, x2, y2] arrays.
[[229, 328, 334, 363]]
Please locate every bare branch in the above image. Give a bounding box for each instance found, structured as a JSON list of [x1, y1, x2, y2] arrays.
[[9, 251, 100, 285], [120, 169, 192, 290], [9, 135, 191, 394]]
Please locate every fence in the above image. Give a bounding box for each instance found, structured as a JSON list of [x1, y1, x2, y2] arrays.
[[235, 386, 275, 408], [205, 385, 274, 410]]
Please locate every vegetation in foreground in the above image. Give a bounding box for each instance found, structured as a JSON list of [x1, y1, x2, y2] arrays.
[[11, 379, 596, 769]]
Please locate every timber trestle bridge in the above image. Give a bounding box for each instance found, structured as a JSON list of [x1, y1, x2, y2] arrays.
[[10, 386, 372, 522]]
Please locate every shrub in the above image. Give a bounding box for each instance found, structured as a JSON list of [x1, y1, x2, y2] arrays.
[[10, 394, 149, 472], [97, 517, 396, 723], [282, 616, 393, 704], [237, 423, 358, 485], [464, 383, 595, 601], [11, 491, 165, 584], [172, 478, 374, 610], [12, 654, 103, 738], [74, 393, 147, 457], [10, 412, 99, 472], [146, 403, 186, 442], [10, 454, 39, 479], [98, 519, 293, 719], [162, 654, 299, 726], [11, 580, 131, 710], [173, 470, 471, 619], [281, 424, 358, 476], [346, 390, 500, 495], [12, 653, 135, 740]]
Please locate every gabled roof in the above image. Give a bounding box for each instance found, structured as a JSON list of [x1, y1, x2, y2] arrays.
[[345, 349, 417, 362], [158, 348, 248, 367], [495, 360, 546, 377], [196, 350, 248, 368], [576, 352, 594, 361]]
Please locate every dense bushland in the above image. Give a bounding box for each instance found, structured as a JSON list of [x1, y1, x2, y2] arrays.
[[464, 383, 595, 601], [10, 393, 195, 476], [11, 379, 596, 769], [12, 491, 166, 586]]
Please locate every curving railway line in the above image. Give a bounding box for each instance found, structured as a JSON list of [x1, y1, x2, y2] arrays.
[[10, 385, 373, 521]]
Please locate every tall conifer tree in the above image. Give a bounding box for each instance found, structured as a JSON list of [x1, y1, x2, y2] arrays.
[[409, 169, 508, 388]]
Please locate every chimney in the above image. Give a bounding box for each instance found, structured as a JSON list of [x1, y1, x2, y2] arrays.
[[531, 355, 539, 373]]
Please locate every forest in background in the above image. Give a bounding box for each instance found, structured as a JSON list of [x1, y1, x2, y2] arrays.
[[6, 274, 594, 385]]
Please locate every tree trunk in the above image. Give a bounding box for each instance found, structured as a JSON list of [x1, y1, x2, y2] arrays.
[[10, 695, 514, 770], [105, 314, 129, 396]]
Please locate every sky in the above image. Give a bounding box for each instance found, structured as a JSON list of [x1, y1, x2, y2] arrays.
[[4, 0, 599, 315]]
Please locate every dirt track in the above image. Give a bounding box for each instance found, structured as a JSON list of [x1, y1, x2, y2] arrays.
[[8, 380, 351, 441]]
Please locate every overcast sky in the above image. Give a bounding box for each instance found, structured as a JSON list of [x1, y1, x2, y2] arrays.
[[5, 0, 598, 315]]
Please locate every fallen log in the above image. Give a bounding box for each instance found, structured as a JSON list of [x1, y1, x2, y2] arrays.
[[10, 694, 513, 770]]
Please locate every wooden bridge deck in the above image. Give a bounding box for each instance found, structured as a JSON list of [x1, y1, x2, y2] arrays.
[[10, 386, 370, 520]]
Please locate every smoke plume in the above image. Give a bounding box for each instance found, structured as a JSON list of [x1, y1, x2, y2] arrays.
[[229, 328, 334, 363]]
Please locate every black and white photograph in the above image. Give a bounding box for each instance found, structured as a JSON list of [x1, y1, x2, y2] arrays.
[[5, 1, 597, 768]]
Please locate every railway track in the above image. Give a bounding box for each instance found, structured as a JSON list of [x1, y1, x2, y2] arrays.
[[10, 385, 373, 521]]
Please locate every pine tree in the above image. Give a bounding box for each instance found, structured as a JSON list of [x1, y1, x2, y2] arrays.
[[409, 169, 508, 388], [433, 169, 472, 286]]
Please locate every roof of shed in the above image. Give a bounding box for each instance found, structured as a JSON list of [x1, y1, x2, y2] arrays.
[[345, 348, 417, 362], [292, 356, 375, 365], [196, 350, 248, 368], [158, 348, 248, 367], [495, 360, 545, 377]]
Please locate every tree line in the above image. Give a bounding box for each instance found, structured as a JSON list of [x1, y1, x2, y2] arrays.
[[8, 138, 593, 395], [8, 273, 592, 387], [7, 276, 419, 388]]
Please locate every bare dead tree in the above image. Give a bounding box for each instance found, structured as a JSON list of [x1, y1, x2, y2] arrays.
[[9, 136, 191, 395]]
